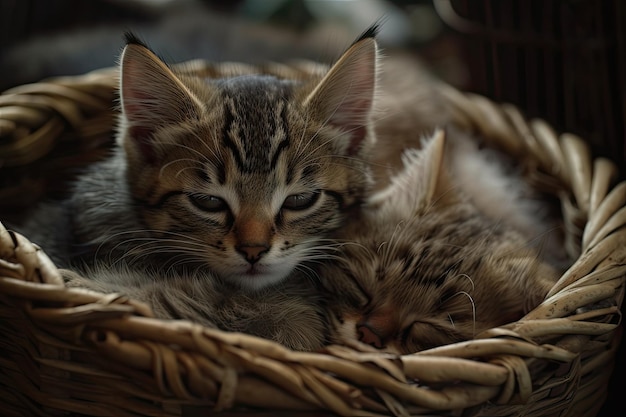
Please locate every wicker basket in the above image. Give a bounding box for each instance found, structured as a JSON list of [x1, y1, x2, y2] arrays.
[[0, 58, 624, 417]]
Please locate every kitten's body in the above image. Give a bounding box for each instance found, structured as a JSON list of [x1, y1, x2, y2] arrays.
[[322, 130, 563, 354], [17, 31, 381, 292], [13, 28, 407, 351]]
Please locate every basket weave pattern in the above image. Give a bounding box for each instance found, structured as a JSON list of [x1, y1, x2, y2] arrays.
[[0, 60, 624, 417]]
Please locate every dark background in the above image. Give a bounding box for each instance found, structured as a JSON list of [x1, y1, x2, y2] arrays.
[[1, 0, 624, 415]]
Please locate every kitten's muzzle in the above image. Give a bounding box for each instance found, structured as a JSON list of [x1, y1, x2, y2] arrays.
[[356, 322, 385, 349], [234, 217, 273, 264], [236, 244, 269, 264]]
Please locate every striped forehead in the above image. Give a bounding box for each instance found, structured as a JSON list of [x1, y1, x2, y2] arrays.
[[216, 75, 296, 173]]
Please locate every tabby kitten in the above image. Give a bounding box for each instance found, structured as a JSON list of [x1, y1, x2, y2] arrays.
[[19, 30, 379, 291], [321, 129, 562, 354]]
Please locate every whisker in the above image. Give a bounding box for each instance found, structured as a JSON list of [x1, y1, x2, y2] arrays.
[[452, 273, 475, 292], [159, 157, 203, 178], [171, 139, 216, 164], [293, 263, 319, 281], [446, 291, 476, 337]]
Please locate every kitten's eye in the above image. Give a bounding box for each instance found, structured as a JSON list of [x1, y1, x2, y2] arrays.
[[282, 191, 320, 211], [188, 194, 228, 212]]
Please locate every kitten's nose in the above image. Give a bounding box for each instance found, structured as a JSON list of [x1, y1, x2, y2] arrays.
[[356, 322, 384, 349], [237, 245, 269, 264]]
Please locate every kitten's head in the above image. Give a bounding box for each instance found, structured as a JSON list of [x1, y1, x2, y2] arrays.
[[116, 32, 378, 290], [322, 130, 560, 354]]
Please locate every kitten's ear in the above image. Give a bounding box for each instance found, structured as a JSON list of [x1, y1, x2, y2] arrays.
[[119, 38, 204, 148], [369, 129, 455, 215], [304, 34, 378, 156]]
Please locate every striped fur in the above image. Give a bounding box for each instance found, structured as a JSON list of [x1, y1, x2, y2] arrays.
[[30, 31, 379, 292], [320, 130, 562, 354]]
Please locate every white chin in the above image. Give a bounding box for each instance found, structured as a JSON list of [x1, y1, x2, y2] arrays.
[[226, 265, 294, 291]]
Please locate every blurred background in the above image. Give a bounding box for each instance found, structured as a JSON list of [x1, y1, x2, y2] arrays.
[[2, 0, 624, 176], [0, 0, 624, 415]]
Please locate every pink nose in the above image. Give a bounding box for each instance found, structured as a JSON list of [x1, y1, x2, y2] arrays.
[[356, 323, 384, 349], [237, 245, 269, 264]]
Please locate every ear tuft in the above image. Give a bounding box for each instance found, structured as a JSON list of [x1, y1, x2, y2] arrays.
[[353, 21, 382, 44], [123, 31, 148, 48]]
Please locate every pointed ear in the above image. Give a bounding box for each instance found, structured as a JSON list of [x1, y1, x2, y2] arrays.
[[304, 36, 378, 156], [369, 129, 455, 216], [119, 41, 204, 151]]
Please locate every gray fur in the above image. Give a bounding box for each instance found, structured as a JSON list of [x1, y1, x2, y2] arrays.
[[9, 30, 381, 351]]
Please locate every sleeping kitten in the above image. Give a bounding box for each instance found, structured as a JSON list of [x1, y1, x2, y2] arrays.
[[321, 129, 562, 354], [16, 29, 379, 291]]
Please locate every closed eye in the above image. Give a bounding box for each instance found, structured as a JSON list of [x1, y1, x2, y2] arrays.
[[187, 194, 229, 212], [281, 190, 320, 211], [401, 321, 442, 353], [344, 270, 372, 309], [403, 320, 473, 352]]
